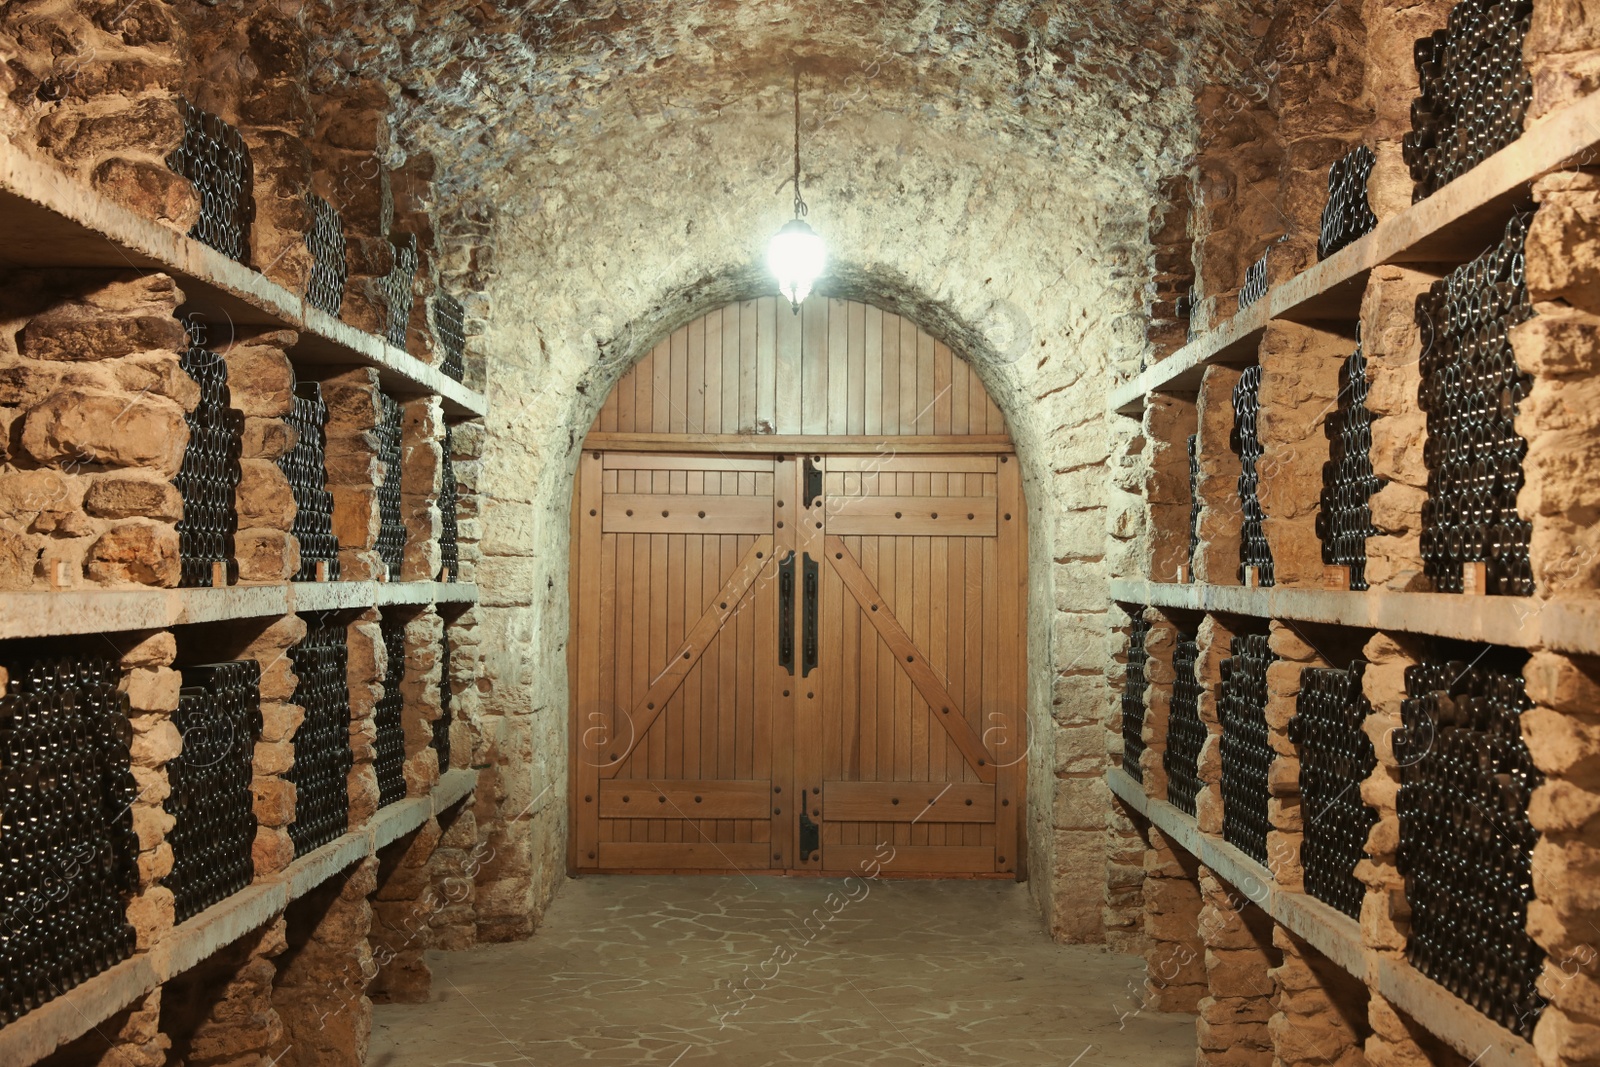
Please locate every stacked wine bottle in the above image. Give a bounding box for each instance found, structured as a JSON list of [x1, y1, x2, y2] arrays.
[[1232, 366, 1275, 586], [287, 613, 353, 856], [166, 98, 254, 263], [439, 425, 460, 583], [1394, 649, 1544, 1037], [375, 391, 408, 579], [1164, 632, 1206, 817], [434, 293, 467, 383], [1403, 0, 1533, 201], [0, 650, 139, 1023], [1318, 340, 1383, 590], [1238, 251, 1269, 312], [165, 662, 260, 924], [382, 234, 420, 349], [375, 615, 408, 809], [433, 632, 452, 771], [1121, 612, 1152, 781], [1219, 633, 1274, 864], [1186, 433, 1201, 580], [304, 193, 348, 317], [1290, 663, 1378, 919], [1318, 145, 1379, 261], [176, 333, 242, 588], [281, 380, 340, 582], [1416, 211, 1535, 595]]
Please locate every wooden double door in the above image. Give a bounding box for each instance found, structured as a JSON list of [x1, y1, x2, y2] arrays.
[[570, 448, 1026, 878]]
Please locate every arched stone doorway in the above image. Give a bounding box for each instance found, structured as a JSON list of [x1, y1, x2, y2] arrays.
[[568, 297, 1029, 878]]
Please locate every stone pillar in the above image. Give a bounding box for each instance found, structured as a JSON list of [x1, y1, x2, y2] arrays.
[[1360, 0, 1455, 219], [1108, 427, 1149, 581], [1357, 633, 1420, 961], [435, 201, 497, 392], [1147, 175, 1196, 362], [227, 330, 301, 584], [1268, 928, 1370, 1067], [1142, 827, 1208, 1014], [71, 989, 170, 1067], [21, 6, 196, 232], [1527, 0, 1600, 123], [0, 272, 192, 590], [1525, 652, 1600, 1067], [1519, 174, 1600, 597], [1196, 864, 1279, 1067], [1195, 615, 1239, 835], [160, 918, 287, 1066], [445, 606, 486, 769], [120, 631, 179, 949], [391, 152, 440, 360], [1361, 266, 1432, 592], [246, 615, 306, 878], [427, 797, 481, 951], [1366, 992, 1471, 1067], [450, 420, 485, 585], [1256, 323, 1346, 589], [1265, 623, 1318, 892], [346, 609, 384, 830], [1188, 4, 1281, 336], [1105, 800, 1151, 954], [322, 367, 384, 582], [1146, 393, 1199, 583], [368, 819, 443, 1004], [400, 607, 444, 797], [1140, 612, 1182, 798], [237, 4, 317, 294], [1268, 0, 1372, 282], [273, 857, 378, 1067], [1195, 366, 1245, 585], [401, 397, 444, 583], [311, 79, 394, 339]]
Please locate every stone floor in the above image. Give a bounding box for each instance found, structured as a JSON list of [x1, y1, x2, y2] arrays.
[[369, 876, 1195, 1067]]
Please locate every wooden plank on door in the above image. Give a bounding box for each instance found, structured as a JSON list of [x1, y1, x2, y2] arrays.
[[827, 298, 849, 436], [823, 845, 995, 875], [824, 535, 995, 783], [603, 495, 772, 535], [604, 454, 774, 473], [827, 456, 998, 474], [827, 496, 999, 537], [995, 454, 1023, 876], [573, 452, 603, 870], [598, 780, 770, 819], [597, 842, 771, 870], [823, 782, 995, 822], [602, 535, 775, 777], [793, 454, 826, 867]]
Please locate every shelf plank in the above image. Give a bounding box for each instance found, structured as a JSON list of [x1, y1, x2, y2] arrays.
[[1110, 578, 1599, 657], [0, 141, 485, 420], [0, 769, 478, 1063], [1111, 88, 1600, 417], [1106, 768, 1535, 1067], [0, 582, 478, 640]]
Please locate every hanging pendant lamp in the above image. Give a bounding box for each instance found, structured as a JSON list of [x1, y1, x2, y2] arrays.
[[767, 68, 825, 313]]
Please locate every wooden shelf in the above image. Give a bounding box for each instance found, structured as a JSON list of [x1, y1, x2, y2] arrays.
[[0, 581, 479, 640], [1110, 578, 1600, 657], [0, 141, 486, 421], [1106, 769, 1535, 1067], [1110, 89, 1600, 417], [0, 768, 477, 1064]]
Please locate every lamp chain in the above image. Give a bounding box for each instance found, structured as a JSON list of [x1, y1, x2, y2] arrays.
[[792, 67, 807, 219]]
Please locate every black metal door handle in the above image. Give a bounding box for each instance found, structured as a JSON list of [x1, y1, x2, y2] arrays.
[[777, 551, 795, 675], [802, 553, 819, 677]]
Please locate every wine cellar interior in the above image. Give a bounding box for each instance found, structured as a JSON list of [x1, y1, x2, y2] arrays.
[[2, 1, 1600, 1065]]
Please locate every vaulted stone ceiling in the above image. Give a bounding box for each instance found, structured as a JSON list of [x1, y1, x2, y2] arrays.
[[308, 0, 1273, 202]]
